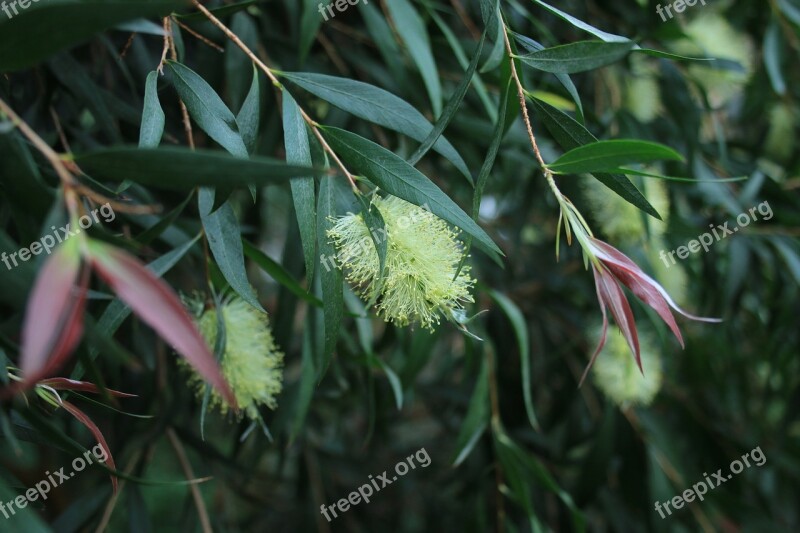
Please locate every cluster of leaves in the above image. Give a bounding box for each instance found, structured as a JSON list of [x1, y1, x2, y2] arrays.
[[0, 0, 798, 531]]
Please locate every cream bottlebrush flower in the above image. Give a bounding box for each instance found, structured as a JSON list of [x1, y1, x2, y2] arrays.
[[186, 296, 284, 421], [328, 195, 475, 330], [590, 324, 662, 408]]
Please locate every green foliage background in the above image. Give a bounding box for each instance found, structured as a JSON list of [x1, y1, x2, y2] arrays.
[[1, 0, 799, 531]]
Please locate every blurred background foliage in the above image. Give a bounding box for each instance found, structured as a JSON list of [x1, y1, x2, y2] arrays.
[[1, 0, 799, 531]]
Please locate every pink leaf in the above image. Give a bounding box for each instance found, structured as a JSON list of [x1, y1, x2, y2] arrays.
[[86, 241, 236, 408], [595, 264, 641, 372], [579, 267, 611, 387], [38, 378, 137, 398], [60, 400, 118, 493], [19, 239, 89, 386], [590, 238, 721, 325]]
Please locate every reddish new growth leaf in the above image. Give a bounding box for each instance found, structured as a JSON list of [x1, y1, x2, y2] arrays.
[[86, 241, 236, 408], [19, 239, 89, 387], [579, 238, 721, 386], [60, 400, 118, 493], [39, 378, 137, 398]]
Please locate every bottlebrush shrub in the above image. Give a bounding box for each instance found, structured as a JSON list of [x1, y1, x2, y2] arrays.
[[328, 195, 475, 330], [0, 0, 796, 530]]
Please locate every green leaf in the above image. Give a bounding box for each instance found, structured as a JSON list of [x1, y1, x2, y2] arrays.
[[236, 66, 261, 155], [198, 189, 264, 311], [487, 289, 539, 431], [281, 72, 471, 181], [385, 0, 442, 116], [356, 193, 388, 307], [530, 97, 661, 219], [316, 177, 343, 380], [529, 0, 631, 43], [0, 0, 185, 71], [547, 140, 684, 174], [764, 20, 787, 96], [75, 146, 317, 189], [299, 0, 323, 62], [225, 12, 259, 112], [289, 324, 316, 444], [452, 355, 489, 466], [139, 71, 165, 149], [494, 427, 586, 532], [517, 40, 635, 74], [166, 61, 248, 158], [321, 126, 503, 261], [429, 8, 496, 121], [408, 31, 486, 168], [282, 92, 317, 282], [512, 31, 584, 123], [243, 240, 323, 307], [371, 355, 404, 411]]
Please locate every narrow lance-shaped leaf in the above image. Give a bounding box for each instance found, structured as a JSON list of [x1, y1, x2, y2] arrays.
[[316, 177, 343, 380], [166, 61, 248, 158], [516, 40, 635, 74], [139, 71, 165, 148], [452, 354, 489, 467], [280, 72, 471, 181], [590, 238, 722, 325], [86, 240, 236, 407], [19, 237, 89, 386], [39, 378, 137, 398], [408, 30, 486, 167], [236, 66, 261, 155], [530, 96, 661, 219], [198, 188, 264, 312], [547, 140, 684, 175], [488, 289, 539, 430], [60, 400, 118, 493], [594, 264, 641, 372], [282, 91, 317, 282], [385, 0, 442, 116]]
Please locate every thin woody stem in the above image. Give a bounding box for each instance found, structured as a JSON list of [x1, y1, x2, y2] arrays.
[[0, 97, 75, 187], [163, 16, 195, 149], [191, 0, 359, 190], [500, 20, 562, 199]]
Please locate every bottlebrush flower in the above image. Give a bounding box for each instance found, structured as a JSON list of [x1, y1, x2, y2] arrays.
[[186, 296, 284, 421], [589, 324, 662, 407], [328, 195, 475, 330]]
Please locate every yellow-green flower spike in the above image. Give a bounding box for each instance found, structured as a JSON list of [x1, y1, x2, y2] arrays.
[[328, 195, 475, 330], [590, 324, 663, 408], [187, 297, 284, 421]]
